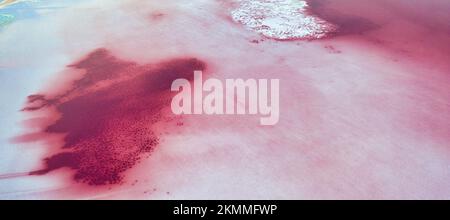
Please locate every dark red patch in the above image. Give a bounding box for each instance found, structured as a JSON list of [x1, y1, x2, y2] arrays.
[[19, 48, 206, 185], [150, 12, 166, 21]]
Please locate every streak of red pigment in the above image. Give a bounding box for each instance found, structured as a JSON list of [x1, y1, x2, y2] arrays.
[[19, 48, 206, 185]]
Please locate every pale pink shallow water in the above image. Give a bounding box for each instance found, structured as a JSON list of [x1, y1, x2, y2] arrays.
[[0, 0, 449, 199]]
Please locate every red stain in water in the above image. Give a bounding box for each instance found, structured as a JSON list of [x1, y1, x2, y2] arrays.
[[305, 0, 380, 36], [17, 48, 206, 185]]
